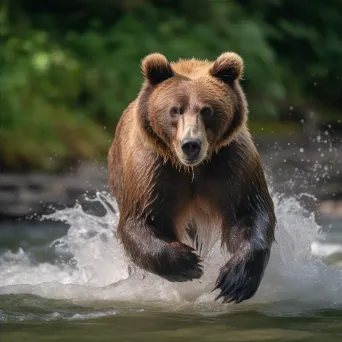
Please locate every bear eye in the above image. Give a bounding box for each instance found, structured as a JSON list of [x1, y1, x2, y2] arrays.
[[170, 107, 184, 116], [200, 106, 213, 116]]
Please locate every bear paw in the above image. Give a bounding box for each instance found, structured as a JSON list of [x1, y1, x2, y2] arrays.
[[213, 250, 268, 304], [158, 242, 203, 282]]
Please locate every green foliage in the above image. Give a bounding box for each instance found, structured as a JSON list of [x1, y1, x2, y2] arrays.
[[1, 0, 342, 171], [1, 24, 110, 170]]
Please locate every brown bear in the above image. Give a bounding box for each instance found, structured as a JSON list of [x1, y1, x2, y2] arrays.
[[108, 52, 276, 304]]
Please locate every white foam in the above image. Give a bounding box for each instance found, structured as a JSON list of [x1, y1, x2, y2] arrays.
[[311, 241, 342, 258], [1, 190, 342, 313]]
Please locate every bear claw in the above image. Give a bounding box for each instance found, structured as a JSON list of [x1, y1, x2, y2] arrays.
[[212, 253, 266, 304]]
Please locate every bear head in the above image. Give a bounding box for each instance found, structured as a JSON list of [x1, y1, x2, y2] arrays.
[[137, 52, 248, 167]]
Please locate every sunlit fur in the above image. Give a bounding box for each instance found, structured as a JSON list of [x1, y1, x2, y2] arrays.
[[108, 52, 276, 304]]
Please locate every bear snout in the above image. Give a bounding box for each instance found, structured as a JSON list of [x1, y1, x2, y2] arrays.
[[181, 138, 202, 161]]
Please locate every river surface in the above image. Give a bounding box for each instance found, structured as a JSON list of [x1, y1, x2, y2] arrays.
[[1, 191, 342, 341]]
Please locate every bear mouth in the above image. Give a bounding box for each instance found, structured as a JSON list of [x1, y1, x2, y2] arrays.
[[181, 157, 203, 167]]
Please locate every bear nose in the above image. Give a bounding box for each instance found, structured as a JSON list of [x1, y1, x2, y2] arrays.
[[181, 139, 202, 160]]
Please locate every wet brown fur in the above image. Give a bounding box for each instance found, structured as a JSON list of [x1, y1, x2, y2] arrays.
[[108, 52, 276, 304]]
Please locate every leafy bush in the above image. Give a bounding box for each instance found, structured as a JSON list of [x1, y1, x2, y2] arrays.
[[1, 27, 110, 170]]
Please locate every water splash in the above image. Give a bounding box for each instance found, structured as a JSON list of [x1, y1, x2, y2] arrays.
[[0, 189, 342, 316]]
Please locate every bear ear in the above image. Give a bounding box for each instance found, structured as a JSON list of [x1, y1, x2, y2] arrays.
[[209, 52, 244, 84], [141, 53, 174, 85]]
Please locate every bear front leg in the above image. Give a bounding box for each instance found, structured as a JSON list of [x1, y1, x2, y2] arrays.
[[117, 215, 203, 282], [214, 189, 276, 304]]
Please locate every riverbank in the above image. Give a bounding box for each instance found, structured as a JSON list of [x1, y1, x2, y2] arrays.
[[1, 133, 341, 221], [0, 162, 109, 220]]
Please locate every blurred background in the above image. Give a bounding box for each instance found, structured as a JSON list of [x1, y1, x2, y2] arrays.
[[1, 0, 342, 220]]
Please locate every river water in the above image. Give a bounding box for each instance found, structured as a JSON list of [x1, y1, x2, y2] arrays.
[[1, 190, 342, 341]]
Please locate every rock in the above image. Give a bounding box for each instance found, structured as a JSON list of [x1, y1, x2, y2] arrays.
[[319, 200, 342, 219]]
